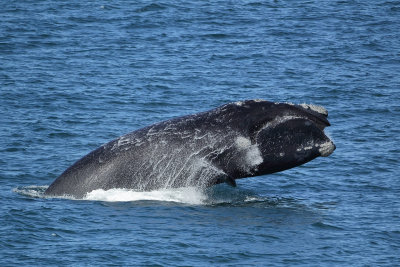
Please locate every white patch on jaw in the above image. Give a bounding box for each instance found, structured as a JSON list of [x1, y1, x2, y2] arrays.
[[318, 141, 335, 157], [235, 136, 263, 171], [300, 103, 328, 116], [297, 145, 313, 152]]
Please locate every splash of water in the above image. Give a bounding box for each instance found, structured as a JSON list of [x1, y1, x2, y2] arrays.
[[84, 187, 207, 204], [13, 185, 48, 198], [13, 185, 280, 206]]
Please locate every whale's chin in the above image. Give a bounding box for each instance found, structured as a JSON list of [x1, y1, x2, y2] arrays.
[[318, 140, 336, 157]]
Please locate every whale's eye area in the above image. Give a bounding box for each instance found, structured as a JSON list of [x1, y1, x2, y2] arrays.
[[249, 118, 274, 141]]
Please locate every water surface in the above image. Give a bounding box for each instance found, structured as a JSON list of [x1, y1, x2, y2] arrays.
[[1, 0, 400, 265]]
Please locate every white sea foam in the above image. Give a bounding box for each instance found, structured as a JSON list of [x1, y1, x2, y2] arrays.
[[245, 145, 263, 166], [13, 185, 48, 198], [13, 185, 208, 204], [235, 136, 263, 171], [84, 187, 207, 204], [235, 136, 252, 148], [14, 185, 276, 207]]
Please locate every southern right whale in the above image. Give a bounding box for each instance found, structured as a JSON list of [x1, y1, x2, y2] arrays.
[[45, 100, 335, 198]]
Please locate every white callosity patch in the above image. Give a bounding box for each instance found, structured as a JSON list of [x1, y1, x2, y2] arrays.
[[318, 141, 335, 157], [296, 145, 314, 152], [300, 103, 328, 116], [234, 99, 265, 106], [295, 139, 316, 162], [234, 101, 245, 106], [281, 102, 295, 106], [235, 136, 263, 172]]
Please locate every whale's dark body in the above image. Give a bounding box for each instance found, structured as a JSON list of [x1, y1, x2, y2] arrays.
[[45, 100, 335, 197]]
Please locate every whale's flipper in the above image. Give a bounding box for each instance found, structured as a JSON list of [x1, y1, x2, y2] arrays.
[[224, 176, 237, 187], [214, 174, 236, 187]]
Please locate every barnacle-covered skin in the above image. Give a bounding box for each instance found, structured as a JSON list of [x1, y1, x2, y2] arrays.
[[45, 100, 335, 198]]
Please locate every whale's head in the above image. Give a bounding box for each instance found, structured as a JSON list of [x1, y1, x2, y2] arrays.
[[227, 100, 335, 176]]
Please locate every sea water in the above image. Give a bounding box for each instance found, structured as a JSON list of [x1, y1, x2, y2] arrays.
[[1, 0, 400, 265]]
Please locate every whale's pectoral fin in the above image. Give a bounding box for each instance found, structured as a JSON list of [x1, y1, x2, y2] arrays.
[[215, 174, 236, 187], [225, 176, 237, 187]]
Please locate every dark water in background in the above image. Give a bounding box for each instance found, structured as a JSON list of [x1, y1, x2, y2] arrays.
[[1, 0, 400, 265]]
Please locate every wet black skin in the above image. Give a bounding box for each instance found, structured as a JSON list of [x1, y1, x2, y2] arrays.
[[208, 101, 334, 180], [254, 118, 331, 176], [45, 100, 335, 197]]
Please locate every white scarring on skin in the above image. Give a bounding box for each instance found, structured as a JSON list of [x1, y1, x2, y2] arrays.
[[261, 115, 303, 131]]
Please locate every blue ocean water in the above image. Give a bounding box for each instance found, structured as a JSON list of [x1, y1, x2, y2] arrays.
[[1, 0, 400, 265]]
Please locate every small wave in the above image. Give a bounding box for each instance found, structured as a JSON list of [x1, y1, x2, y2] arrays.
[[312, 221, 344, 230], [135, 3, 166, 13]]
